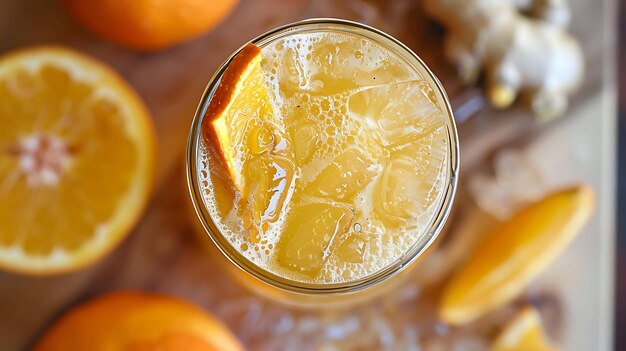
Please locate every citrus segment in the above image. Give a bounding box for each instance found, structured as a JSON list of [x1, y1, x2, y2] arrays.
[[440, 185, 595, 325], [34, 291, 243, 351], [0, 46, 154, 274], [492, 306, 557, 351]]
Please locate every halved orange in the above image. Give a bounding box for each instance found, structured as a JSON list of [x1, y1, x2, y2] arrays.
[[34, 291, 243, 351], [440, 185, 595, 325], [0, 47, 155, 274], [492, 306, 557, 351]]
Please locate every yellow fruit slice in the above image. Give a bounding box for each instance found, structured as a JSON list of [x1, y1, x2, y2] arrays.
[[34, 291, 243, 351], [0, 46, 155, 274], [440, 185, 595, 325], [202, 43, 295, 240], [492, 306, 557, 351]]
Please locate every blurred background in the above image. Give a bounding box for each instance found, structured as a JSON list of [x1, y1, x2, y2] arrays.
[[616, 0, 625, 348], [0, 0, 622, 350]]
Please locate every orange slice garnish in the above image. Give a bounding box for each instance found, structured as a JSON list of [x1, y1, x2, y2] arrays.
[[203, 43, 272, 189], [202, 43, 294, 240]]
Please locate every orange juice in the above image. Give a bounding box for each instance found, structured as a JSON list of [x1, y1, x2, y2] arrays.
[[187, 19, 458, 301]]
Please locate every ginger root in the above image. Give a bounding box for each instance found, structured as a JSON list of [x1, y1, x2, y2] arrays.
[[424, 0, 584, 120]]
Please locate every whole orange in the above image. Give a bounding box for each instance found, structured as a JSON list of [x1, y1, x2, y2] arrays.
[[35, 291, 243, 351], [62, 0, 239, 51]]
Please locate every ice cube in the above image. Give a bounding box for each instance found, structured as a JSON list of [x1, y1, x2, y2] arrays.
[[292, 122, 320, 165], [276, 202, 354, 276], [304, 148, 380, 203], [373, 126, 448, 228], [348, 80, 445, 148], [245, 119, 275, 155], [310, 36, 412, 92], [337, 233, 367, 263], [271, 44, 322, 95], [242, 154, 295, 241]]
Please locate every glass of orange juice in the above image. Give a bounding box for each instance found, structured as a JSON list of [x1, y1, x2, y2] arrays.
[[186, 19, 459, 306]]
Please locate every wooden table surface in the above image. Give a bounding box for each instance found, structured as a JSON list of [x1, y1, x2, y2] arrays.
[[0, 0, 617, 350]]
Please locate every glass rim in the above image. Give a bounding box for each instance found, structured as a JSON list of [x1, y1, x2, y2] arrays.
[[186, 18, 460, 296]]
